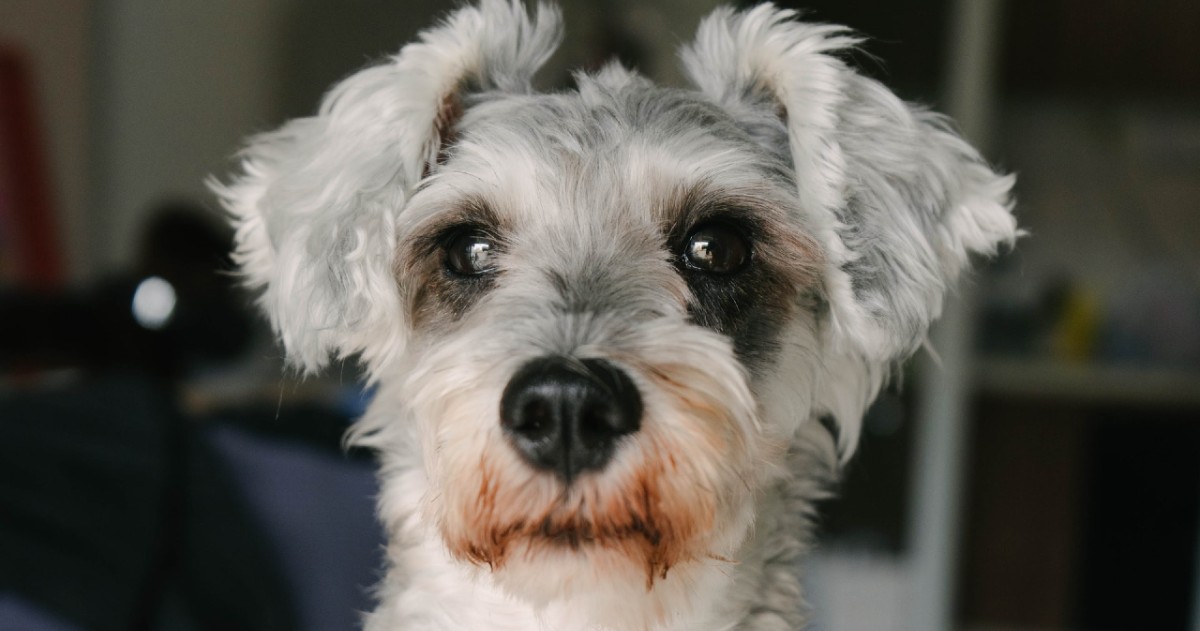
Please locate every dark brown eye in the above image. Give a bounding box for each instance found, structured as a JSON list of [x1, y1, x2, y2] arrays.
[[683, 223, 750, 274], [445, 231, 497, 276]]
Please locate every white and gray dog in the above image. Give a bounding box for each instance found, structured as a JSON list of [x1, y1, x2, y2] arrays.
[[214, 1, 1016, 629]]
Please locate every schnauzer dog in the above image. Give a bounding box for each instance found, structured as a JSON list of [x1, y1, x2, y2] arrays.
[[214, 1, 1016, 629]]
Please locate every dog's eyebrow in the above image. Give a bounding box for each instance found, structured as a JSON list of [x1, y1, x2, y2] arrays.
[[400, 197, 507, 272], [658, 183, 824, 286], [659, 184, 781, 243], [413, 197, 503, 241]]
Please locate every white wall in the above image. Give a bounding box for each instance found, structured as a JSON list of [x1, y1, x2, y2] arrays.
[[91, 0, 288, 273]]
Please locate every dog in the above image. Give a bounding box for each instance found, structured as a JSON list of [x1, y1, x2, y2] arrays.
[[213, 1, 1017, 628]]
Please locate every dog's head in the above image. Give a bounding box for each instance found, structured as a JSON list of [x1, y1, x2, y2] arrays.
[[215, 0, 1015, 623]]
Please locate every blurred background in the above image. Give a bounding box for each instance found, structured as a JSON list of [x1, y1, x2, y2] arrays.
[[1, 1, 1198, 630]]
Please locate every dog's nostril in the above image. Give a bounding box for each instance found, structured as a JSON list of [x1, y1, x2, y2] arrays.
[[499, 356, 642, 482], [581, 408, 616, 437], [515, 399, 554, 439]]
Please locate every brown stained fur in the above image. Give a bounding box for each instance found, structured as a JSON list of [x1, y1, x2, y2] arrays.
[[445, 430, 716, 589]]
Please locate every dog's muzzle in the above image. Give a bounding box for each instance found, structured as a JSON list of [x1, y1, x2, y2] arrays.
[[500, 356, 642, 482]]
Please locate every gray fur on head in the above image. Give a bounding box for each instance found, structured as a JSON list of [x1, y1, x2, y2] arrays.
[[213, 2, 1016, 629]]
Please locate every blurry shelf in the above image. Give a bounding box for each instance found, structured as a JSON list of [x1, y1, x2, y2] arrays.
[[974, 357, 1200, 408]]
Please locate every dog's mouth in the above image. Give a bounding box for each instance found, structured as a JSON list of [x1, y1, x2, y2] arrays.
[[451, 503, 695, 587], [534, 515, 663, 550], [463, 512, 667, 559]]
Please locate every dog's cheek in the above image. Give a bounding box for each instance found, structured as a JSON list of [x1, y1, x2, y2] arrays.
[[683, 262, 802, 374], [688, 279, 780, 370], [679, 222, 821, 374], [426, 391, 529, 559], [402, 256, 497, 333]]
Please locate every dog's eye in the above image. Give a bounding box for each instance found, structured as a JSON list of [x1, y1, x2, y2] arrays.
[[445, 232, 497, 275], [683, 223, 750, 274]]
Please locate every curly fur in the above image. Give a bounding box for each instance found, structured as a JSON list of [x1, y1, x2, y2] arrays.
[[213, 2, 1016, 629]]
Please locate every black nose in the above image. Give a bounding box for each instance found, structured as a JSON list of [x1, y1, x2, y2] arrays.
[[499, 356, 642, 482]]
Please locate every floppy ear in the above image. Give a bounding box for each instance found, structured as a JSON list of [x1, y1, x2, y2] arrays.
[[681, 4, 1017, 364], [211, 0, 561, 373]]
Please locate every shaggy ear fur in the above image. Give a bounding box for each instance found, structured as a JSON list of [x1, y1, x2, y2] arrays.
[[681, 4, 1017, 366], [212, 0, 562, 373]]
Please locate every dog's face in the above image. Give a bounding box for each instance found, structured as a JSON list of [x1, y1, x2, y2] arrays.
[[397, 82, 823, 593], [215, 0, 1015, 623]]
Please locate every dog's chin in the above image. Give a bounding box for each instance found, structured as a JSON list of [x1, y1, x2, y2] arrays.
[[451, 520, 700, 590], [500, 536, 666, 588], [481, 535, 714, 629]]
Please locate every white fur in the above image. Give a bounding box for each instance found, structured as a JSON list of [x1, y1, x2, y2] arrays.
[[214, 2, 1017, 629]]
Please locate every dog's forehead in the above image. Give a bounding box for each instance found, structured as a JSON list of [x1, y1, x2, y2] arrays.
[[423, 82, 796, 226], [464, 85, 751, 155]]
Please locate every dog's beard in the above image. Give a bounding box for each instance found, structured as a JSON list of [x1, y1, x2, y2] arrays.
[[402, 315, 768, 612]]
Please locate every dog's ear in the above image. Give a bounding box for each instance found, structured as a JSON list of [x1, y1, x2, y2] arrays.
[[681, 4, 1017, 365], [212, 1, 561, 373]]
